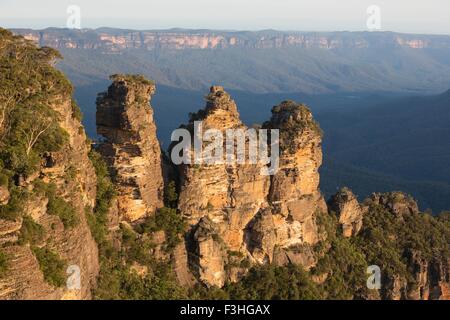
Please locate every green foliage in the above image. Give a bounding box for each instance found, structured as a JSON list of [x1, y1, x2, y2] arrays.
[[135, 207, 186, 251], [32, 246, 66, 287], [71, 100, 83, 121], [313, 237, 369, 299], [46, 191, 79, 229], [95, 257, 187, 300], [0, 171, 8, 187], [0, 250, 8, 278], [110, 74, 155, 87], [0, 185, 27, 220], [86, 149, 116, 245], [0, 29, 70, 180], [354, 204, 449, 281], [164, 180, 178, 208], [94, 218, 188, 300], [224, 264, 324, 300], [86, 149, 186, 300], [18, 215, 45, 245]]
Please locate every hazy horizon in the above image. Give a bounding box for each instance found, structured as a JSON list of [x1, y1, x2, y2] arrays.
[[1, 0, 449, 35], [5, 25, 450, 37]]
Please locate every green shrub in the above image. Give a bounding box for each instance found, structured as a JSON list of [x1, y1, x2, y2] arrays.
[[164, 180, 178, 208], [0, 251, 8, 278], [47, 194, 79, 229], [86, 208, 107, 245], [0, 186, 27, 220], [0, 29, 70, 181], [136, 207, 186, 251], [71, 100, 83, 121], [18, 215, 45, 245], [32, 247, 66, 287], [0, 172, 8, 187], [224, 264, 324, 300]]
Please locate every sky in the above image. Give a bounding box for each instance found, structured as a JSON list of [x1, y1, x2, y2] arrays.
[[1, 0, 449, 34]]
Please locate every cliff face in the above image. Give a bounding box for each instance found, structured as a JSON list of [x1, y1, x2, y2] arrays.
[[175, 88, 326, 287], [0, 96, 99, 300], [96, 75, 164, 222], [263, 101, 327, 247], [0, 29, 99, 299], [328, 187, 364, 237], [14, 29, 450, 51], [325, 189, 450, 300]]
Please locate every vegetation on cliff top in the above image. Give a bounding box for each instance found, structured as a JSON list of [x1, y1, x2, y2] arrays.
[[110, 74, 155, 87], [0, 28, 75, 222]]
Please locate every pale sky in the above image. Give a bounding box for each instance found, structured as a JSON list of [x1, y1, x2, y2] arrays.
[[1, 0, 449, 34]]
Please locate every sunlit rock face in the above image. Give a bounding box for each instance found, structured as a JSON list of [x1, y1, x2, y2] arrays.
[[96, 75, 164, 223], [328, 187, 364, 237], [175, 90, 327, 287]]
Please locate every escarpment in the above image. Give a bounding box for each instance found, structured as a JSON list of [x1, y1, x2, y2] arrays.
[[0, 29, 98, 299], [96, 74, 164, 222]]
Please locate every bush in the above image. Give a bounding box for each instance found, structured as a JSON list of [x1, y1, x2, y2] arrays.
[[0, 29, 70, 181], [135, 207, 186, 251], [0, 172, 8, 187], [224, 264, 324, 300], [71, 100, 83, 122], [47, 195, 79, 229], [164, 181, 178, 208], [0, 251, 8, 278], [87, 149, 116, 246], [18, 215, 45, 245], [0, 186, 27, 220], [32, 246, 66, 287]]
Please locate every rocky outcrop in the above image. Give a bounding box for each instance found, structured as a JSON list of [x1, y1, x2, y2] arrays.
[[328, 187, 364, 237], [0, 186, 9, 206], [192, 218, 227, 288], [175, 86, 269, 286], [370, 192, 419, 217], [96, 74, 164, 222], [404, 249, 450, 300], [263, 101, 327, 246], [358, 192, 450, 300], [0, 92, 99, 300], [174, 88, 326, 287]]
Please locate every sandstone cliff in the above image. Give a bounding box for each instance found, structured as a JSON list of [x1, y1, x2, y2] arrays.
[[0, 94, 99, 300], [328, 187, 364, 237], [324, 189, 450, 300], [14, 29, 450, 51], [174, 88, 326, 287], [96, 74, 164, 222], [0, 29, 99, 299]]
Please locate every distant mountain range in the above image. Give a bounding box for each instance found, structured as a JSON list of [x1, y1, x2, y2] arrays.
[[12, 28, 450, 94]]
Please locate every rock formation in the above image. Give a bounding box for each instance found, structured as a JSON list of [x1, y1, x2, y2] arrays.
[[328, 187, 364, 237], [15, 29, 450, 51], [2, 29, 449, 300], [96, 74, 164, 222], [336, 190, 450, 300], [0, 92, 99, 300], [369, 192, 419, 217], [0, 186, 9, 206], [174, 89, 327, 287], [263, 101, 327, 247]]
